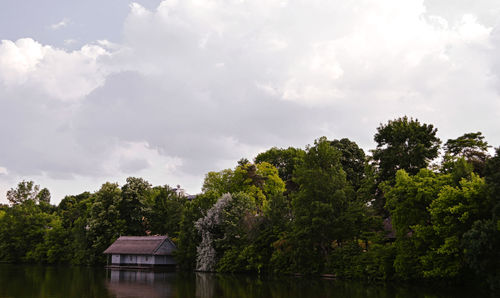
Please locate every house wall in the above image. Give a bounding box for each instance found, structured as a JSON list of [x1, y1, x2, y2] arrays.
[[155, 239, 176, 255], [111, 254, 121, 264], [111, 254, 155, 265], [153, 255, 176, 265]]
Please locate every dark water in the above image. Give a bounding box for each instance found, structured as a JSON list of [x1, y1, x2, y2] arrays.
[[0, 264, 489, 298]]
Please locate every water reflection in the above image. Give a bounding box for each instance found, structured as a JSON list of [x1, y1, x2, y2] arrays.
[[106, 269, 176, 297], [0, 265, 489, 298]]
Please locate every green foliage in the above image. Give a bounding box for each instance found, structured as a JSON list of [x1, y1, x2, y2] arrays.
[[326, 241, 396, 281], [176, 193, 218, 270], [6, 180, 41, 205], [462, 219, 500, 290], [384, 169, 449, 279], [330, 138, 367, 190], [484, 148, 500, 219], [202, 162, 285, 210], [373, 116, 441, 182], [36, 188, 51, 204], [444, 132, 489, 175], [194, 192, 258, 272], [120, 177, 152, 235], [289, 137, 351, 273], [0, 201, 53, 262], [147, 185, 187, 238], [254, 147, 306, 194], [87, 182, 124, 264], [423, 174, 488, 279], [385, 167, 494, 281]]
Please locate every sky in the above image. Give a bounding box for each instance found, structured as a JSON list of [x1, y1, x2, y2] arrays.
[[0, 0, 500, 204]]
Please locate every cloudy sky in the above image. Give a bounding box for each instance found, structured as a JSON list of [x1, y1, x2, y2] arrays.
[[1, 0, 499, 204]]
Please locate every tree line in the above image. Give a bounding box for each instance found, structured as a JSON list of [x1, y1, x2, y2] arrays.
[[0, 116, 499, 290]]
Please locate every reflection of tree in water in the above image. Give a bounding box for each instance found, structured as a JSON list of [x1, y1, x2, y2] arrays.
[[0, 265, 488, 298], [195, 272, 216, 298], [0, 265, 112, 297]]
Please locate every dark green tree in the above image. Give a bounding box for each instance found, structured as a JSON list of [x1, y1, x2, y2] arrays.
[[57, 192, 93, 264], [176, 192, 219, 270], [6, 181, 41, 205], [120, 177, 152, 235], [444, 132, 490, 175], [289, 137, 350, 273], [330, 138, 367, 190], [0, 200, 53, 262], [372, 116, 441, 215], [87, 182, 124, 264], [372, 116, 441, 182], [462, 219, 500, 290], [36, 188, 51, 204], [148, 185, 187, 238]]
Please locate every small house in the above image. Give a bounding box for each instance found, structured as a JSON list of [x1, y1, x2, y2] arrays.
[[103, 236, 176, 267]]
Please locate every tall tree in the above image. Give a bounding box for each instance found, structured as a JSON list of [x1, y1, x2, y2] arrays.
[[6, 181, 41, 205], [330, 138, 367, 190], [120, 177, 152, 235], [36, 188, 51, 204], [372, 116, 441, 182], [202, 161, 285, 210], [148, 185, 186, 238], [254, 147, 305, 194], [444, 132, 490, 175], [384, 169, 449, 279], [87, 182, 123, 263], [290, 137, 350, 273]]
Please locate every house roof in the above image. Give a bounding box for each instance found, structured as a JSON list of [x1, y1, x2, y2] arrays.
[[103, 236, 174, 255]]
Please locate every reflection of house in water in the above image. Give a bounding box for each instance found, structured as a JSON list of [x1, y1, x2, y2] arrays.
[[103, 236, 176, 267], [106, 269, 176, 298]]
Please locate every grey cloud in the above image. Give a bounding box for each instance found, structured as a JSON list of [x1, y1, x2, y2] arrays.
[[2, 0, 500, 203]]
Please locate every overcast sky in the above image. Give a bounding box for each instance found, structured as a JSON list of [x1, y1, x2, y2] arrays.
[[1, 0, 500, 204]]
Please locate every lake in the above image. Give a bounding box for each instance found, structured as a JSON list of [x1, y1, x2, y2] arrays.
[[0, 264, 488, 297]]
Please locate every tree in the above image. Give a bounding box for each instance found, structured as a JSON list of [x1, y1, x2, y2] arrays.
[[176, 192, 219, 270], [484, 148, 500, 221], [6, 181, 41, 205], [194, 192, 257, 272], [384, 169, 449, 280], [202, 161, 285, 210], [462, 219, 500, 290], [57, 192, 93, 265], [289, 137, 351, 273], [202, 169, 235, 196], [148, 185, 187, 238], [423, 173, 489, 278], [36, 188, 51, 204], [0, 200, 53, 262], [330, 138, 367, 190], [254, 147, 305, 194], [120, 177, 152, 235], [372, 116, 441, 182], [444, 132, 490, 175], [87, 182, 124, 264]]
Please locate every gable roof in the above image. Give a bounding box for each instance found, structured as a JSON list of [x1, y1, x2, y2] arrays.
[[103, 236, 175, 255]]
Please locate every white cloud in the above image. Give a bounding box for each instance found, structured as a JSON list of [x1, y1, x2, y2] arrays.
[[50, 18, 70, 30], [63, 39, 78, 46], [0, 38, 112, 101]]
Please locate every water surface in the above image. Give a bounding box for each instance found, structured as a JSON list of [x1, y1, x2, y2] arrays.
[[0, 265, 488, 297]]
